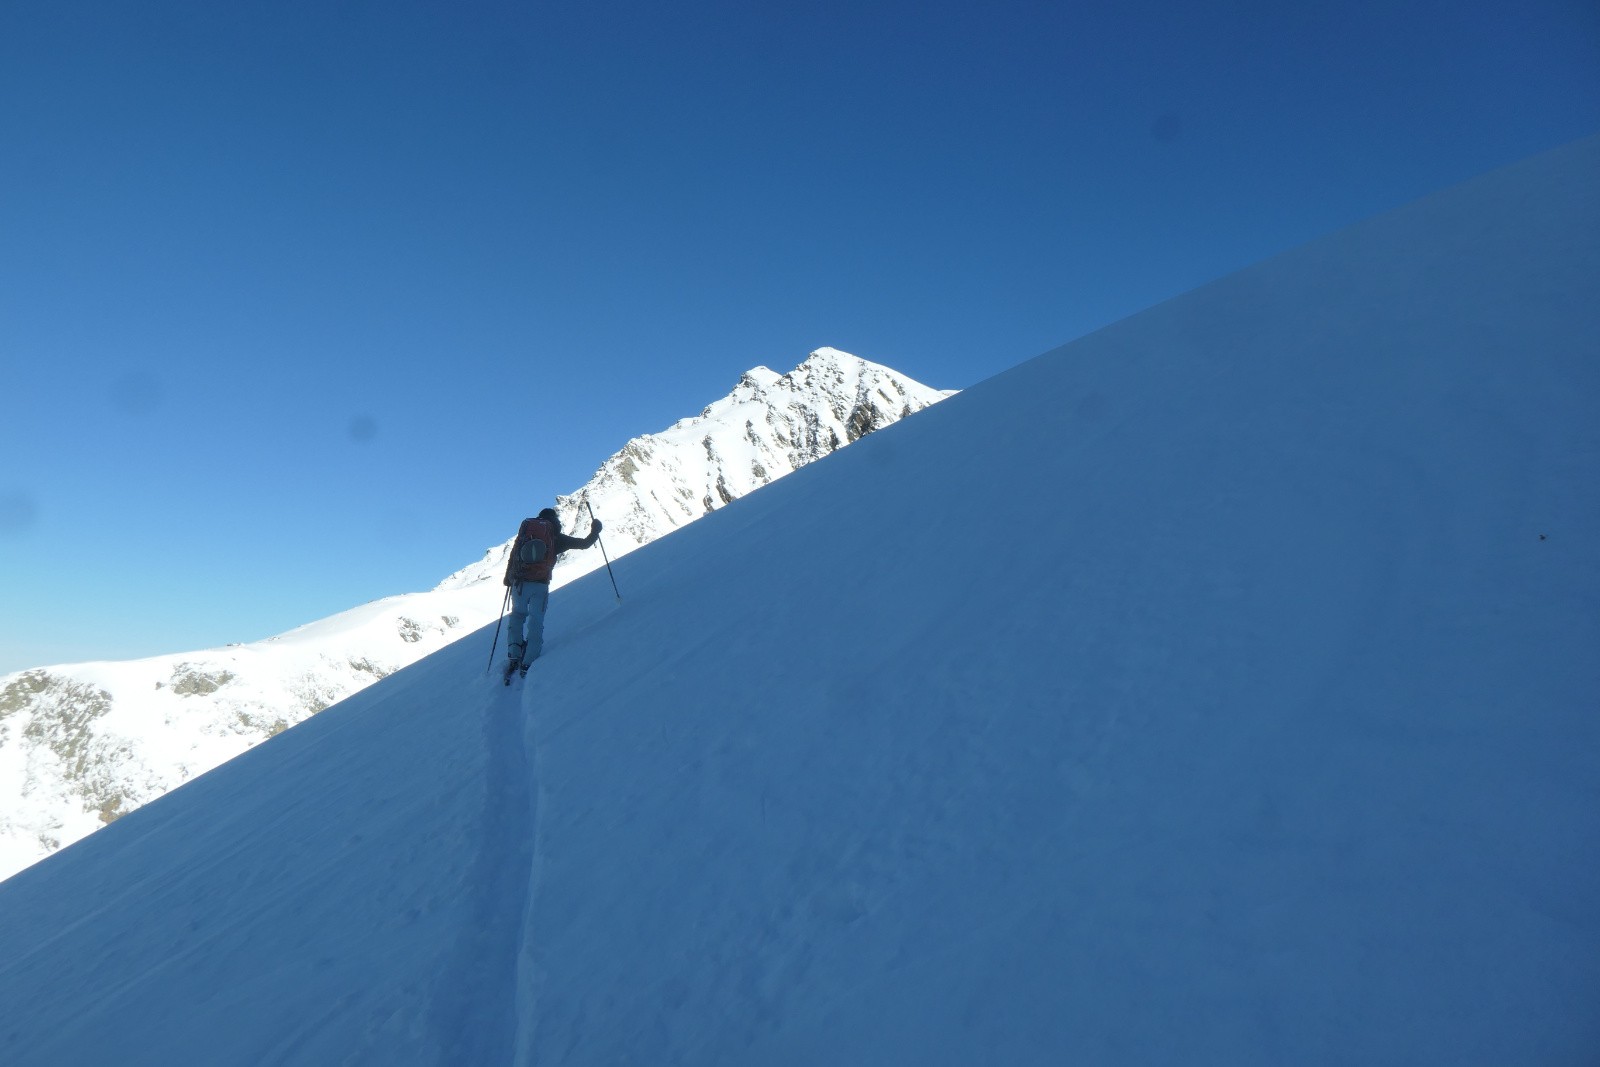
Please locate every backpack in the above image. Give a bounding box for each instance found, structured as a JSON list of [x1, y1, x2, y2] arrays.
[[507, 517, 558, 584]]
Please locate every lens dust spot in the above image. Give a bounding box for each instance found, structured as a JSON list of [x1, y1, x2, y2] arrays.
[[348, 415, 378, 443], [0, 490, 39, 537], [1151, 113, 1183, 144]]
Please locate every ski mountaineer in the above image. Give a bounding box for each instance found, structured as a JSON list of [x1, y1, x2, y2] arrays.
[[502, 507, 601, 678]]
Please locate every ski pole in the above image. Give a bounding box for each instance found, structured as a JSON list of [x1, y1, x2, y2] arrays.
[[586, 500, 622, 601], [487, 585, 511, 672]]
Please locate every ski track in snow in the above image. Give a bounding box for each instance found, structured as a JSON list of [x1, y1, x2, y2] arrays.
[[510, 674, 550, 1067], [427, 671, 536, 1062]]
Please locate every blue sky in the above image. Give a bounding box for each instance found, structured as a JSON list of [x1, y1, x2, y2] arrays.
[[2, 0, 1597, 673]]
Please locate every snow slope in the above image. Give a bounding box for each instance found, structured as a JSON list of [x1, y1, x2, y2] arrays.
[[0, 349, 949, 881], [1, 136, 1597, 1065]]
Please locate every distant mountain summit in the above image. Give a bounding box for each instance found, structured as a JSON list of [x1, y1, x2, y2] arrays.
[[439, 347, 953, 591], [0, 349, 952, 880]]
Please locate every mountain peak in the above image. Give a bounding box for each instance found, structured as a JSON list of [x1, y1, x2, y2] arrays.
[[442, 349, 951, 591], [728, 365, 783, 404], [795, 346, 856, 375]]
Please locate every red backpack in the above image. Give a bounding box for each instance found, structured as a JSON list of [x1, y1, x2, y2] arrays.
[[507, 517, 557, 584]]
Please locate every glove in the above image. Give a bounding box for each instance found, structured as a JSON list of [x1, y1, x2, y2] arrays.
[[591, 519, 603, 535]]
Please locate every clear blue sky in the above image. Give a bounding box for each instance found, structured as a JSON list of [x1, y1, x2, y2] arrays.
[[2, 0, 1597, 673]]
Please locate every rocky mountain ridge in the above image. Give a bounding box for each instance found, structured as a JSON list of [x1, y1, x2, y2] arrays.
[[436, 347, 953, 591]]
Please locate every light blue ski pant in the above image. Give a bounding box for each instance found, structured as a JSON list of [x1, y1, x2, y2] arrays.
[[506, 581, 550, 665]]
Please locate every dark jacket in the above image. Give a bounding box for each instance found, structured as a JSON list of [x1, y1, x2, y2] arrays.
[[554, 526, 600, 554]]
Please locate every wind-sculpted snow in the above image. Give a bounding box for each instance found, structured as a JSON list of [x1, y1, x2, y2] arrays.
[[0, 349, 950, 881], [1, 137, 1597, 1064]]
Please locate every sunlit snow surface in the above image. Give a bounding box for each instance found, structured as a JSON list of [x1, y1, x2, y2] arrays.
[[1, 136, 1596, 1065]]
